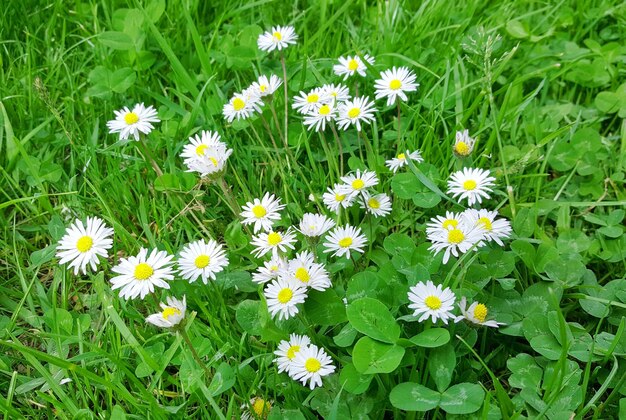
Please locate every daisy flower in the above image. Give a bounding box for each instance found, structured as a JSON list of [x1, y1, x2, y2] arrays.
[[323, 225, 367, 259], [425, 211, 463, 235], [180, 130, 222, 162], [274, 334, 311, 373], [281, 251, 331, 291], [456, 297, 504, 328], [461, 209, 512, 246], [177, 239, 229, 284], [322, 184, 356, 213], [298, 213, 336, 237], [385, 150, 424, 173], [106, 103, 160, 141], [56, 217, 114, 275], [333, 54, 375, 80], [251, 228, 297, 258], [250, 74, 282, 98], [241, 193, 286, 233], [427, 220, 484, 264], [303, 102, 336, 132], [241, 397, 273, 420], [407, 281, 456, 324], [292, 88, 326, 115], [181, 131, 233, 177], [252, 255, 287, 284], [320, 83, 350, 104], [336, 96, 377, 131], [360, 193, 392, 217], [264, 278, 307, 320], [223, 93, 262, 122], [374, 67, 419, 106], [453, 129, 476, 157], [290, 344, 336, 390], [448, 167, 496, 206], [145, 295, 186, 328], [257, 25, 298, 52], [338, 169, 379, 198], [110, 248, 175, 300]]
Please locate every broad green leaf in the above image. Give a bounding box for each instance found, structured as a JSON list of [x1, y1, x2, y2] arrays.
[[346, 271, 380, 301], [440, 383, 485, 414], [506, 20, 529, 39], [428, 344, 456, 392], [507, 353, 542, 390], [333, 323, 358, 347], [529, 335, 561, 360], [409, 328, 450, 348], [347, 298, 400, 343], [389, 382, 440, 411], [217, 271, 256, 292], [304, 289, 347, 326], [30, 243, 57, 267], [352, 337, 405, 374], [110, 68, 137, 93], [339, 363, 373, 395], [236, 300, 266, 336], [544, 256, 586, 287], [207, 362, 235, 396], [99, 31, 134, 50]]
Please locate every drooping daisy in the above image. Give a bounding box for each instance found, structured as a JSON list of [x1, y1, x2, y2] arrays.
[[181, 130, 233, 177], [338, 169, 379, 198], [374, 67, 419, 106], [110, 248, 175, 300], [322, 184, 356, 213], [290, 344, 336, 390], [385, 150, 424, 173], [292, 88, 327, 115], [223, 93, 262, 122], [323, 225, 367, 259], [180, 130, 222, 162], [264, 278, 307, 320], [274, 334, 311, 373], [252, 255, 287, 284], [333, 54, 375, 80], [453, 129, 476, 157], [298, 213, 336, 237], [425, 211, 463, 235], [360, 193, 392, 217], [447, 168, 496, 206], [407, 281, 456, 324], [177, 239, 229, 284], [281, 251, 331, 291], [107, 103, 160, 141], [250, 74, 282, 98], [336, 96, 377, 131], [456, 297, 504, 328], [241, 193, 286, 233], [461, 209, 512, 246], [56, 217, 114, 275], [251, 228, 297, 258], [303, 102, 336, 132], [320, 83, 350, 104], [145, 295, 186, 328], [241, 397, 273, 420], [257, 25, 298, 52], [427, 220, 484, 264]]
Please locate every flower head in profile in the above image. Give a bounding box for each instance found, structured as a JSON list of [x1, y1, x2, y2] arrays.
[[241, 396, 273, 420], [361, 193, 392, 217], [407, 281, 456, 324], [298, 213, 336, 237], [250, 74, 282, 98], [274, 333, 311, 373], [374, 66, 419, 106], [177, 239, 229, 284], [107, 103, 160, 141], [461, 209, 512, 246], [336, 96, 377, 131], [303, 102, 337, 132], [447, 168, 496, 206], [333, 54, 375, 80], [456, 297, 504, 328], [427, 219, 484, 264], [181, 130, 233, 177], [223, 93, 262, 122], [251, 228, 297, 258], [290, 344, 336, 389], [320, 83, 350, 104], [264, 278, 307, 320], [252, 255, 287, 284], [56, 217, 114, 275], [322, 183, 356, 213], [323, 225, 367, 259], [110, 248, 175, 300], [453, 130, 476, 157], [241, 193, 286, 233], [385, 150, 424, 173], [145, 296, 186, 328], [257, 25, 298, 52]]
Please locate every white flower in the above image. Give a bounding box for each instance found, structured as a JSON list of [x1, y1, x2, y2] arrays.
[[257, 25, 298, 52], [333, 54, 375, 80], [298, 213, 336, 237], [185, 147, 233, 177], [181, 130, 233, 177], [447, 168, 496, 206], [322, 183, 356, 213], [56, 217, 114, 275], [177, 239, 229, 284], [425, 211, 463, 235], [241, 193, 286, 233], [252, 255, 287, 284], [241, 397, 273, 420], [145, 295, 186, 328], [407, 281, 456, 324], [249, 74, 282, 98], [385, 150, 424, 173], [320, 83, 350, 104], [251, 228, 297, 258], [338, 169, 379, 198], [455, 297, 504, 328], [264, 278, 307, 320], [290, 344, 336, 390], [281, 251, 331, 291], [336, 96, 376, 131], [360, 193, 392, 217], [274, 334, 311, 373], [427, 220, 484, 264], [323, 225, 367, 259], [180, 130, 222, 162], [110, 248, 175, 300], [461, 209, 512, 246], [303, 102, 336, 132], [106, 103, 160, 141], [223, 93, 262, 122], [453, 130, 476, 157], [292, 88, 327, 115], [374, 67, 419, 106]]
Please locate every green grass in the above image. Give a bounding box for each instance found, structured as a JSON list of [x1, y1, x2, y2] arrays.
[[2, 0, 626, 418]]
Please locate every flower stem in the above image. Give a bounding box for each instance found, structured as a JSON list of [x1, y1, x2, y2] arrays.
[[215, 176, 240, 218], [137, 137, 163, 177], [330, 122, 344, 174], [396, 101, 402, 149], [178, 326, 212, 380], [269, 101, 284, 145], [280, 53, 289, 146]]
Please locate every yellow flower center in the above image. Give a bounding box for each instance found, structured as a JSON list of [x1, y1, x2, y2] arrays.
[[335, 193, 345, 202], [252, 205, 267, 218], [352, 179, 365, 190], [277, 288, 293, 303], [477, 217, 493, 231], [232, 98, 246, 111], [134, 263, 154, 280], [463, 180, 477, 190], [273, 31, 282, 41], [397, 153, 406, 160], [347, 107, 360, 119], [286, 345, 300, 360], [294, 267, 310, 283], [347, 59, 359, 71], [194, 255, 210, 268], [252, 398, 271, 418], [270, 265, 279, 272], [195, 144, 208, 156], [76, 236, 93, 253], [319, 104, 331, 115], [307, 94, 319, 103], [162, 307, 181, 320], [338, 237, 353, 248], [455, 141, 470, 156], [304, 357, 321, 373], [389, 79, 402, 90], [267, 232, 282, 246], [442, 219, 458, 229], [447, 229, 465, 244], [473, 303, 488, 323], [124, 112, 139, 125], [424, 295, 442, 310], [260, 84, 268, 93], [209, 157, 219, 167], [368, 198, 380, 209]]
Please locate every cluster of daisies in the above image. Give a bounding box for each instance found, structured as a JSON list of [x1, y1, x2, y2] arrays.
[[180, 130, 233, 178], [322, 169, 393, 217], [273, 334, 335, 390]]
